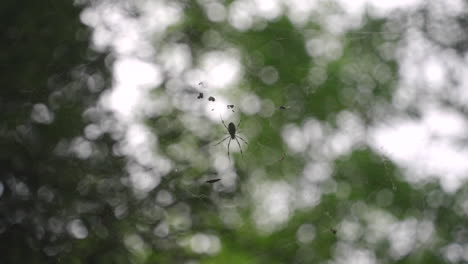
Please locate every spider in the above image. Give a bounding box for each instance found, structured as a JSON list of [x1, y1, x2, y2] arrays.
[[215, 115, 248, 160]]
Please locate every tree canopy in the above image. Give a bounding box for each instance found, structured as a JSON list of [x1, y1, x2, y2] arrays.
[[2, 1, 468, 263]]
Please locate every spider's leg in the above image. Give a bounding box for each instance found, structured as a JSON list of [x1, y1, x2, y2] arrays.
[[227, 138, 232, 160], [220, 114, 228, 130], [215, 136, 230, 146], [234, 137, 244, 159], [237, 136, 248, 145]]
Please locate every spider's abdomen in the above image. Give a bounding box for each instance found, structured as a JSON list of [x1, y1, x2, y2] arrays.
[[228, 122, 236, 138]]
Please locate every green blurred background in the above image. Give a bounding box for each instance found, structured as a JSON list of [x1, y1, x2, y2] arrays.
[[2, 0, 468, 263]]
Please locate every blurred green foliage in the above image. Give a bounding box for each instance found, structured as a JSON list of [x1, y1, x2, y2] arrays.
[[2, 1, 468, 264]]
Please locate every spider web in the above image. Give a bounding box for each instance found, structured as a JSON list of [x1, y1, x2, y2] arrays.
[[87, 0, 443, 262]]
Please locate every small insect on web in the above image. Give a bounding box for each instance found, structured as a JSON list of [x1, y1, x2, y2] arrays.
[[214, 115, 248, 160], [206, 178, 221, 184]]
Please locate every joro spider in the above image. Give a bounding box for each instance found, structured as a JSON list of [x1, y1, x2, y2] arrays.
[[215, 115, 248, 160]]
